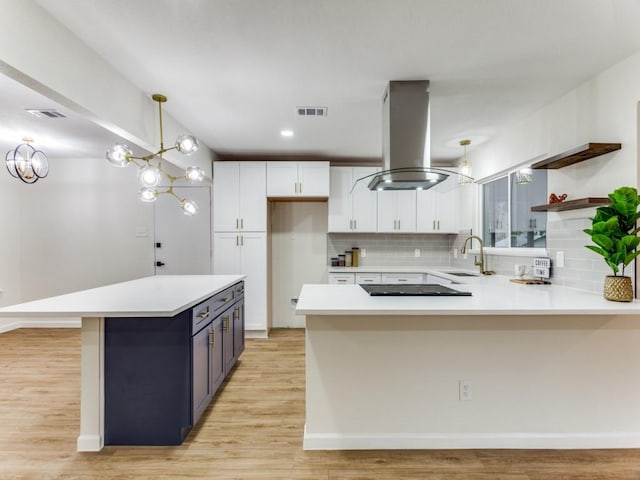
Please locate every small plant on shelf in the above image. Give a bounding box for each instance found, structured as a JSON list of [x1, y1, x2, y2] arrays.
[[583, 186, 640, 301]]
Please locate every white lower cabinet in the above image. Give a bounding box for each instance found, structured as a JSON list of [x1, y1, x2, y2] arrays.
[[213, 232, 267, 332], [380, 273, 424, 284], [328, 273, 355, 285]]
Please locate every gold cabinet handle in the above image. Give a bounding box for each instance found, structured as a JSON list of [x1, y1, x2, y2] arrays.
[[240, 218, 244, 229], [223, 315, 230, 332], [236, 218, 239, 229], [397, 220, 400, 229], [437, 220, 440, 230], [209, 330, 215, 347], [197, 309, 210, 320], [299, 182, 303, 194], [353, 219, 356, 230], [433, 220, 436, 230]]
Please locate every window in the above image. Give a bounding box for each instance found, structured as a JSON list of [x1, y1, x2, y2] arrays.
[[482, 169, 547, 248]]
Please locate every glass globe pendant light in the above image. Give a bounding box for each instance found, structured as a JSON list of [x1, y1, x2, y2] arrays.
[[5, 137, 49, 184], [458, 139, 473, 185], [105, 93, 205, 215]]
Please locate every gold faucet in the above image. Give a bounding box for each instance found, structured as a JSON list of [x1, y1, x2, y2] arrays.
[[460, 235, 495, 276]]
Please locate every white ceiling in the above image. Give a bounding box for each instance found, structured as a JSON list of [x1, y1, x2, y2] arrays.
[[18, 0, 640, 163]]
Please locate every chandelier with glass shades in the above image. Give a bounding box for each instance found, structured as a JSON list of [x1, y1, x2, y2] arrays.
[[106, 93, 205, 216], [5, 137, 49, 184]]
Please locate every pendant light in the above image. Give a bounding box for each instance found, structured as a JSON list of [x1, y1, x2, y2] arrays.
[[458, 139, 472, 185], [106, 93, 204, 215], [5, 137, 49, 184]]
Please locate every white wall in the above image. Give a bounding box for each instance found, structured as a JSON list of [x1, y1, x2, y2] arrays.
[[0, 156, 155, 331], [459, 50, 640, 292], [271, 202, 327, 328]]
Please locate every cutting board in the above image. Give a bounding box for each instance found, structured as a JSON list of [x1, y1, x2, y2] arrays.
[[510, 278, 551, 285]]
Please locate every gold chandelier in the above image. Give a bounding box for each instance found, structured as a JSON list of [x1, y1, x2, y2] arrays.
[[106, 93, 204, 215], [5, 137, 49, 184]]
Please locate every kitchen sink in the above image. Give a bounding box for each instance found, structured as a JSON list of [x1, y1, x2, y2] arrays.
[[441, 272, 480, 277]]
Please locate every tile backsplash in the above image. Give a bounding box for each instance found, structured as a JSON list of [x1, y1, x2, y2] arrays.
[[328, 233, 453, 267]]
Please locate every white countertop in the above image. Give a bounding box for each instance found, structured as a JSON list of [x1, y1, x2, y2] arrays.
[[0, 275, 245, 318], [296, 275, 640, 315], [329, 266, 455, 274]]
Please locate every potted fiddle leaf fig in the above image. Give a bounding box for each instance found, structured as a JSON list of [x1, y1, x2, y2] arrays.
[[583, 186, 640, 301]]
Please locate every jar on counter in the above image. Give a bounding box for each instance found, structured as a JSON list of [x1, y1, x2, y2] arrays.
[[345, 251, 352, 267], [338, 254, 346, 267], [351, 247, 359, 267], [331, 257, 339, 267]]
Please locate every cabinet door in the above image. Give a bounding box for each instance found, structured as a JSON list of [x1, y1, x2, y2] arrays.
[[298, 161, 330, 197], [221, 306, 235, 374], [213, 162, 241, 232], [266, 162, 298, 197], [210, 316, 225, 395], [238, 162, 266, 231], [239, 232, 267, 332], [328, 167, 352, 232], [416, 189, 437, 233], [213, 232, 241, 274], [351, 167, 378, 232], [435, 187, 458, 233], [234, 300, 245, 358], [192, 322, 213, 425], [395, 191, 416, 232], [377, 191, 398, 232]]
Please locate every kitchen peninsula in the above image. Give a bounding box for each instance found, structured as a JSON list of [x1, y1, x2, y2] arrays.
[[0, 274, 245, 452], [296, 276, 640, 450]]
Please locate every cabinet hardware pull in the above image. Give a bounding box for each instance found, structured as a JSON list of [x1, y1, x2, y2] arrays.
[[437, 220, 440, 230], [338, 279, 347, 283], [353, 219, 356, 230], [197, 310, 210, 320], [433, 220, 436, 230], [236, 218, 239, 229], [240, 235, 244, 246], [240, 218, 244, 229], [299, 182, 302, 194], [209, 330, 215, 347], [236, 236, 239, 246], [223, 316, 230, 332], [398, 279, 408, 282], [398, 220, 400, 229], [220, 296, 230, 303]]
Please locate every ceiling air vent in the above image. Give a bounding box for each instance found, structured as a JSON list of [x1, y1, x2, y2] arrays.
[[296, 106, 328, 117], [25, 109, 67, 119]]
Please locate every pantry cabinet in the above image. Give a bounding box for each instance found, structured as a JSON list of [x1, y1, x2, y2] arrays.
[[213, 232, 267, 333], [328, 166, 378, 232], [416, 186, 458, 233], [266, 161, 330, 197], [377, 190, 416, 232], [213, 161, 266, 232]]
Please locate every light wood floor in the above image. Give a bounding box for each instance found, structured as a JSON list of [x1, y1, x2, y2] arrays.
[[1, 328, 640, 479]]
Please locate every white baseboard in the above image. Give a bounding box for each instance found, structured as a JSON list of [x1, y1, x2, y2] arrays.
[[245, 329, 269, 339], [303, 427, 640, 450], [76, 434, 103, 452], [0, 318, 80, 334]]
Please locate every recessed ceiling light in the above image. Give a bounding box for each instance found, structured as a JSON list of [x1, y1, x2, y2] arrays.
[[280, 130, 294, 137]]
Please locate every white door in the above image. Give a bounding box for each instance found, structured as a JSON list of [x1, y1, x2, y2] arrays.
[[351, 167, 378, 232], [238, 162, 267, 231], [377, 191, 398, 232], [298, 162, 330, 197], [212, 232, 241, 274], [266, 162, 298, 197], [396, 191, 417, 232], [213, 162, 240, 231], [328, 167, 352, 232], [239, 232, 267, 332], [154, 186, 211, 274]]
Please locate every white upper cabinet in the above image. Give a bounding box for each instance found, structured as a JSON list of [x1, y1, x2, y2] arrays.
[[416, 185, 458, 233], [266, 161, 329, 197], [328, 166, 378, 232], [213, 161, 266, 232], [377, 190, 416, 232]]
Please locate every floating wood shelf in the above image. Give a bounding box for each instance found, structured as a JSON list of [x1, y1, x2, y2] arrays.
[[531, 197, 610, 212], [531, 143, 621, 169]]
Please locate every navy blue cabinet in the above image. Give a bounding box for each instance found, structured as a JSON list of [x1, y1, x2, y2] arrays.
[[104, 281, 244, 446]]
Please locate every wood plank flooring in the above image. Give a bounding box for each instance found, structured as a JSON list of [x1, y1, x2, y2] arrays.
[[1, 328, 640, 479]]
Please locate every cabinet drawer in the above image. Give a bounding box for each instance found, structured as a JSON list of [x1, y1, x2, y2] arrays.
[[211, 286, 235, 313], [328, 273, 355, 285], [192, 298, 214, 334], [234, 281, 245, 299], [380, 273, 424, 284], [355, 273, 382, 284]]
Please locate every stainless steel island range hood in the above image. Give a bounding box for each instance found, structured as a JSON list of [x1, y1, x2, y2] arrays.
[[363, 80, 470, 191]]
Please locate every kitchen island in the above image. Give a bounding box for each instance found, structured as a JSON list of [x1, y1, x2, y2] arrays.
[[0, 274, 245, 451], [296, 276, 640, 450]]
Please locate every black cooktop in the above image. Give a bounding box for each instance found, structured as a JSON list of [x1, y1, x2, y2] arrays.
[[359, 284, 472, 296]]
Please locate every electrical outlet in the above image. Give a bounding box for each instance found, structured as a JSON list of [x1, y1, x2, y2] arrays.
[[453, 247, 458, 259], [289, 298, 298, 309], [459, 380, 472, 401], [556, 251, 565, 268], [414, 248, 421, 257], [361, 248, 367, 258]]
